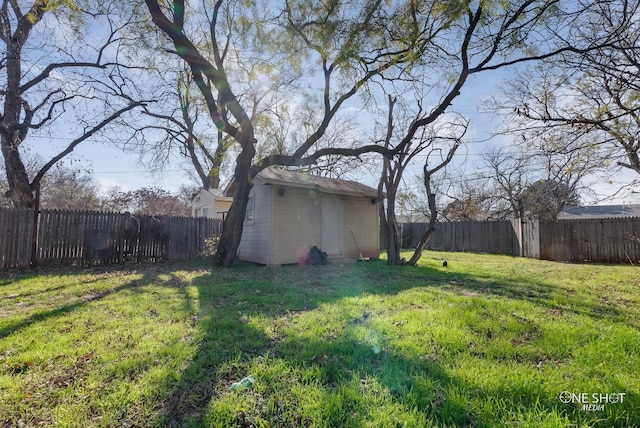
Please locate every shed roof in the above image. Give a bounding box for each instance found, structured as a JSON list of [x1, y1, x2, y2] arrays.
[[558, 204, 640, 219], [256, 167, 378, 197]]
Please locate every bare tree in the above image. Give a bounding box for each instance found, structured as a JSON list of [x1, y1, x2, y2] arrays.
[[0, 1, 148, 208], [442, 179, 496, 221], [284, 114, 374, 180], [127, 32, 301, 191], [101, 186, 190, 216], [38, 166, 102, 211], [376, 92, 467, 265], [406, 145, 464, 265], [373, 0, 624, 265], [483, 141, 592, 220], [129, 66, 232, 190], [488, 0, 640, 187], [484, 149, 530, 218], [521, 179, 580, 220]]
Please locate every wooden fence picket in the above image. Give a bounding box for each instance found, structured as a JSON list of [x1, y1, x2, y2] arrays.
[[401, 220, 520, 256]]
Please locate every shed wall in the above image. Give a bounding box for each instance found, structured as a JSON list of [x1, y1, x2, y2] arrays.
[[237, 183, 379, 265], [237, 181, 273, 265], [270, 186, 322, 265], [341, 195, 379, 259]]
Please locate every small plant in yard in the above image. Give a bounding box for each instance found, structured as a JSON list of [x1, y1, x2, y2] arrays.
[[203, 235, 221, 258], [0, 252, 639, 427]]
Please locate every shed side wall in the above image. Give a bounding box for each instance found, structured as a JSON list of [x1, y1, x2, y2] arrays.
[[237, 181, 272, 265]]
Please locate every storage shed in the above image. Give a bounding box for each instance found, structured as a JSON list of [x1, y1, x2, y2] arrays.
[[191, 188, 233, 219], [236, 167, 380, 265]]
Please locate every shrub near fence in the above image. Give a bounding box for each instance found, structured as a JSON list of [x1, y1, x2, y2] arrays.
[[0, 208, 223, 269]]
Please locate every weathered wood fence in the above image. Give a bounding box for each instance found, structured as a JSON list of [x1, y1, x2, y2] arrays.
[[1, 208, 222, 269], [538, 217, 640, 263], [400, 217, 640, 264], [401, 220, 521, 256]]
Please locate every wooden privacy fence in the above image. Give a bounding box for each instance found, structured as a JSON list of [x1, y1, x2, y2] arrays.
[[538, 217, 640, 263], [0, 208, 35, 270], [0, 208, 223, 269], [400, 220, 521, 256], [400, 217, 640, 264]]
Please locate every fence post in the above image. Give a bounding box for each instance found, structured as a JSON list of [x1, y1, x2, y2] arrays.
[[517, 218, 523, 257], [30, 184, 41, 266]]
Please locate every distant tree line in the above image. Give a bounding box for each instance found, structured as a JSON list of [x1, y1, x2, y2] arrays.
[[0, 164, 195, 216]]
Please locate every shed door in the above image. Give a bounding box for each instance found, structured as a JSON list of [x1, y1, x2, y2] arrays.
[[321, 195, 342, 255]]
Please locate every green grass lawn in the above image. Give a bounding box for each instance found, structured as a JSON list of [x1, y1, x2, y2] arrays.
[[1, 251, 639, 427]]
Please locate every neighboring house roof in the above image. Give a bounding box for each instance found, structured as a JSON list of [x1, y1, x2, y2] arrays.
[[228, 167, 379, 198], [558, 204, 640, 219], [191, 188, 232, 203]]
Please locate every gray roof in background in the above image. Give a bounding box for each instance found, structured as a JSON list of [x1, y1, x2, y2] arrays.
[[257, 167, 379, 198], [558, 204, 640, 219]]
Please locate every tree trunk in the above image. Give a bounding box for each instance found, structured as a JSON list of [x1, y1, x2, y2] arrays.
[[214, 178, 251, 267], [1, 35, 35, 208], [376, 95, 405, 265], [378, 198, 387, 251], [406, 169, 438, 266], [213, 138, 256, 267], [379, 193, 402, 265], [1, 140, 35, 208], [385, 212, 402, 264], [0, 5, 49, 208], [377, 153, 404, 265]]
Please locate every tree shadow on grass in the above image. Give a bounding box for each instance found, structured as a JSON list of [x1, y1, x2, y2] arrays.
[[156, 262, 471, 426], [0, 263, 210, 427], [434, 264, 637, 330], [0, 261, 206, 341], [155, 259, 638, 427], [0, 268, 152, 340]]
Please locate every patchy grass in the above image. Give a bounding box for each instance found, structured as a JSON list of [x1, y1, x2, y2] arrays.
[[1, 252, 639, 427]]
